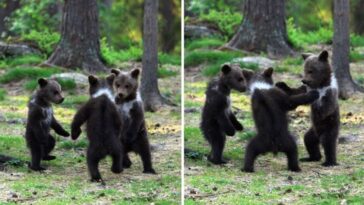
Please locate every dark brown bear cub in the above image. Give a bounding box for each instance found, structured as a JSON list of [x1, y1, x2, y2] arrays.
[[242, 68, 319, 172], [111, 68, 156, 174], [276, 50, 340, 167], [200, 64, 246, 165], [25, 78, 69, 171], [71, 74, 124, 183]]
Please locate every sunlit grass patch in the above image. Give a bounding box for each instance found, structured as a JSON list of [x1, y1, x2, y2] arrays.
[[185, 50, 242, 67], [0, 66, 61, 83], [186, 38, 225, 50]]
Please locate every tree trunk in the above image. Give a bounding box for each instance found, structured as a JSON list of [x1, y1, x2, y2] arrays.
[[226, 0, 294, 58], [0, 0, 20, 37], [353, 0, 364, 34], [332, 0, 363, 99], [45, 0, 106, 73], [141, 0, 163, 112], [159, 0, 178, 53]]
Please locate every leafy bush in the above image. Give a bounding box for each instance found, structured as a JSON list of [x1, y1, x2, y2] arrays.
[[186, 38, 225, 50], [8, 0, 60, 35], [200, 9, 242, 38], [0, 67, 60, 83], [21, 30, 60, 55], [351, 35, 364, 47], [101, 38, 142, 65], [185, 50, 241, 67], [287, 18, 333, 48]]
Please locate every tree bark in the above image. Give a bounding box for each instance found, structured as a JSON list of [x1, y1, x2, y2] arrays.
[[0, 0, 20, 37], [45, 0, 106, 73], [141, 0, 163, 112], [226, 0, 294, 58], [332, 0, 363, 99], [159, 0, 179, 53], [353, 0, 364, 34]]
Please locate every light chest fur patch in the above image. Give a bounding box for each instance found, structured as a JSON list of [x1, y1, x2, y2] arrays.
[[249, 81, 273, 94], [119, 92, 142, 118], [310, 74, 338, 106], [92, 88, 115, 102], [42, 107, 53, 125]]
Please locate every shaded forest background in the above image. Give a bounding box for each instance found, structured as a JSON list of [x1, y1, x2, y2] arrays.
[[0, 0, 181, 65]]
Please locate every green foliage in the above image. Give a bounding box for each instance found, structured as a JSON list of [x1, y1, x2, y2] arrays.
[[185, 50, 241, 67], [158, 67, 178, 78], [59, 139, 88, 150], [350, 51, 364, 62], [0, 54, 44, 68], [186, 0, 242, 15], [101, 38, 142, 65], [0, 67, 60, 83], [8, 0, 60, 35], [21, 30, 60, 55], [186, 38, 225, 50], [159, 53, 181, 65], [238, 131, 256, 141], [0, 89, 6, 101], [200, 9, 242, 38], [287, 18, 333, 48], [351, 35, 364, 47]]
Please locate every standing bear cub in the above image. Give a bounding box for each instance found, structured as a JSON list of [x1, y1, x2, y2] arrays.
[[25, 78, 69, 171], [200, 64, 246, 164], [71, 74, 124, 183], [111, 68, 156, 174], [276, 50, 340, 166], [242, 68, 319, 172]]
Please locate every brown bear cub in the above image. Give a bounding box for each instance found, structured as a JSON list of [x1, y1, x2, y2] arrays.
[[25, 78, 69, 171], [71, 74, 124, 183], [200, 64, 246, 164], [111, 68, 156, 174], [242, 68, 319, 172], [276, 50, 340, 167]]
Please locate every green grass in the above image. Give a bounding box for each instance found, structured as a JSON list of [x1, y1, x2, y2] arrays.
[[350, 51, 364, 62], [159, 53, 181, 65], [24, 78, 77, 91], [0, 67, 61, 83], [0, 54, 44, 68], [185, 50, 242, 67], [0, 89, 6, 101], [186, 38, 225, 50], [158, 67, 178, 78]]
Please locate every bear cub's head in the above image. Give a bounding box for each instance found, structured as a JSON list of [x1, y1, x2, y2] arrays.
[[220, 64, 247, 92], [37, 78, 64, 104], [111, 68, 140, 103], [88, 74, 115, 98], [301, 50, 332, 89], [242, 67, 274, 91]]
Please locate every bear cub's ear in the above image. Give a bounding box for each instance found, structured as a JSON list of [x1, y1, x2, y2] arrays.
[[38, 78, 48, 88], [111, 68, 120, 76], [106, 74, 115, 85], [318, 50, 329, 62], [302, 53, 312, 60], [221, 64, 231, 75], [88, 75, 98, 85], [130, 69, 140, 79], [263, 67, 273, 78]]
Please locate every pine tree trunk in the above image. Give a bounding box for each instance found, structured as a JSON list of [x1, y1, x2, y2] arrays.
[[332, 0, 363, 99], [353, 0, 364, 34], [0, 0, 20, 37], [141, 0, 163, 112], [45, 0, 106, 73], [226, 0, 294, 58], [159, 0, 178, 53]]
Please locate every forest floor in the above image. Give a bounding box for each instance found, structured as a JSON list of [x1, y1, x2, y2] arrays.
[[0, 58, 181, 204], [184, 44, 364, 205]]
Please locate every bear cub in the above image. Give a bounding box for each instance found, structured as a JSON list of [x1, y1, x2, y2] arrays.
[[25, 78, 69, 171], [71, 74, 124, 183], [111, 68, 156, 174], [200, 64, 246, 165], [242, 68, 319, 172], [276, 50, 340, 166]]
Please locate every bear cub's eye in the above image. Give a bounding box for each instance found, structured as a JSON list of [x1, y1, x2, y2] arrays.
[[237, 77, 243, 82], [125, 84, 130, 89], [115, 83, 120, 88], [53, 91, 59, 95]]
